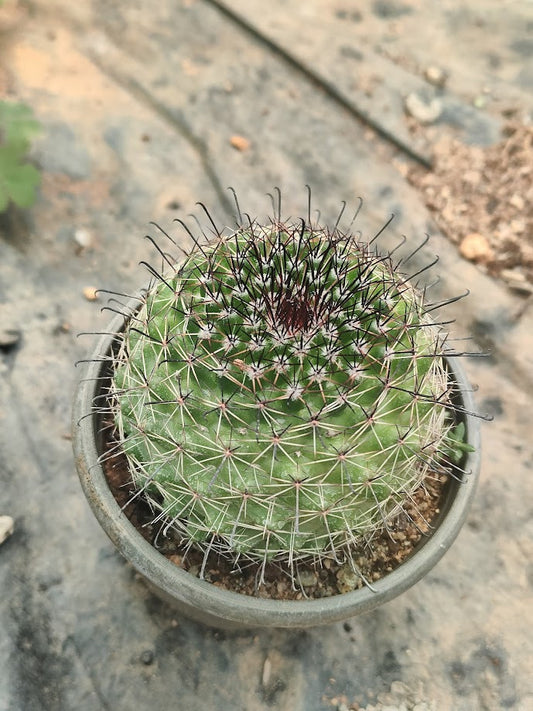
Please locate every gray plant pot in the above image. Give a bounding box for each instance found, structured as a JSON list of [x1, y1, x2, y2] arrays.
[[72, 305, 481, 629]]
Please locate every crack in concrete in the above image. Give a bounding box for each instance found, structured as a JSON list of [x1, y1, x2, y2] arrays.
[[28, 2, 235, 224], [202, 0, 433, 169], [63, 636, 113, 711], [84, 52, 235, 221]]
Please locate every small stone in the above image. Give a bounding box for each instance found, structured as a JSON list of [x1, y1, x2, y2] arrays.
[[0, 516, 14, 545], [424, 65, 448, 88], [297, 569, 318, 587], [509, 194, 524, 210], [74, 228, 94, 249], [261, 657, 271, 687], [83, 286, 99, 301], [404, 92, 442, 124], [230, 135, 251, 151], [336, 564, 359, 593], [459, 233, 494, 264], [0, 329, 20, 350], [140, 649, 154, 665]]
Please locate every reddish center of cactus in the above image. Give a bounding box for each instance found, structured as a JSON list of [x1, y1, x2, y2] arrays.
[[276, 293, 314, 333]]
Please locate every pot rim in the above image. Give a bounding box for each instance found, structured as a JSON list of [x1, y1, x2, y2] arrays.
[[73, 304, 481, 628]]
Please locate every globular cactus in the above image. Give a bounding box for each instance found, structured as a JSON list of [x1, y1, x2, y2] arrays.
[[110, 195, 459, 570]]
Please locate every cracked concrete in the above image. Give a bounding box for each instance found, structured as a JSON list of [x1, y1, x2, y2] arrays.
[[1, 1, 532, 709]]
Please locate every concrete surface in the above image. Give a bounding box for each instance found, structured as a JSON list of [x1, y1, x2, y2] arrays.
[[1, 1, 532, 709]]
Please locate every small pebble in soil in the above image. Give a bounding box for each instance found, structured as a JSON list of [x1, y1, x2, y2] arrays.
[[230, 134, 251, 151], [297, 569, 319, 588], [262, 657, 272, 687], [336, 564, 360, 594], [74, 228, 94, 250], [0, 329, 21, 351], [509, 194, 525, 211], [424, 65, 448, 88], [459, 233, 494, 264], [140, 650, 154, 665], [83, 286, 99, 301], [0, 516, 14, 546], [404, 92, 442, 124]]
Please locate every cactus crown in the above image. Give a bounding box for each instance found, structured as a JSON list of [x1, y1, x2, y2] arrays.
[[109, 196, 465, 579]]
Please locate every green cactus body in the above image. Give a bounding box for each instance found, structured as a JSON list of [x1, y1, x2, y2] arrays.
[[111, 220, 451, 562]]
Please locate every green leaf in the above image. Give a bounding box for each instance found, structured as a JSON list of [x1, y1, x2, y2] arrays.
[[0, 101, 41, 212], [0, 143, 41, 209], [443, 421, 475, 465], [0, 101, 41, 152]]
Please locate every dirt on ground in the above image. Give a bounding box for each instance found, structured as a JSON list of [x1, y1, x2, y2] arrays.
[[408, 119, 533, 293]]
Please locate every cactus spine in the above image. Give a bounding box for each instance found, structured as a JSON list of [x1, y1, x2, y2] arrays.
[[110, 200, 457, 569]]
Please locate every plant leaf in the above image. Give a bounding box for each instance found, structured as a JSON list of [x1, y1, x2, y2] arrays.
[[0, 101, 41, 153], [443, 421, 475, 465], [0, 143, 41, 209]]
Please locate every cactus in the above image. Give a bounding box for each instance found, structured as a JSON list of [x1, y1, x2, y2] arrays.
[[110, 195, 463, 572]]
